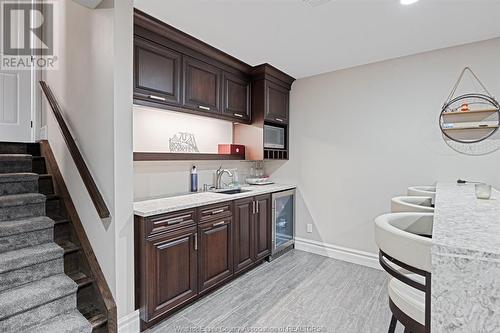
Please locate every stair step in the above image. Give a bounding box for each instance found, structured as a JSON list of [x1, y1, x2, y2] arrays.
[[61, 240, 80, 255], [90, 313, 108, 329], [0, 173, 39, 195], [0, 154, 32, 173], [0, 274, 77, 332], [20, 309, 91, 333], [37, 174, 54, 195], [69, 271, 94, 289], [79, 301, 108, 329], [0, 142, 39, 155], [54, 216, 70, 225], [0, 193, 46, 222], [0, 242, 64, 291], [0, 216, 54, 237], [31, 156, 47, 174], [0, 216, 54, 253]]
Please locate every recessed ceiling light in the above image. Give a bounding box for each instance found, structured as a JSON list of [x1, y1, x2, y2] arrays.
[[400, 0, 419, 5]]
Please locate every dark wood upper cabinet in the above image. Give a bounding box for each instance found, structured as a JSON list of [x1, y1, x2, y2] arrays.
[[134, 37, 182, 106], [144, 226, 197, 323], [223, 72, 251, 121], [198, 218, 233, 293], [183, 56, 222, 114], [265, 81, 289, 124], [233, 197, 255, 274], [254, 194, 271, 261]]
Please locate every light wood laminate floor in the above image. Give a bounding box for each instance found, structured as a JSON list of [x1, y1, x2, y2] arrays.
[[146, 250, 404, 333]]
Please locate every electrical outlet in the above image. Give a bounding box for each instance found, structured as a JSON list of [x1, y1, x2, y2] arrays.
[[307, 224, 313, 233]]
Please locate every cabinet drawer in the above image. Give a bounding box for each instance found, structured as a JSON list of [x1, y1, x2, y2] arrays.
[[146, 209, 196, 237], [198, 202, 232, 222]]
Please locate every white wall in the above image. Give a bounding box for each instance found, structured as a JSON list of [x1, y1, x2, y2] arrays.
[[134, 160, 254, 200], [134, 106, 233, 153], [42, 0, 136, 324], [43, 0, 117, 294], [113, 0, 135, 322], [269, 38, 500, 255]]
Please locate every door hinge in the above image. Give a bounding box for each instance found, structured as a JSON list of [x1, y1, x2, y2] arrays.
[[30, 121, 33, 128]]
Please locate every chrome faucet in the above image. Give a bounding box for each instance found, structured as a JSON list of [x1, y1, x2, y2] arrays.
[[215, 166, 233, 189]]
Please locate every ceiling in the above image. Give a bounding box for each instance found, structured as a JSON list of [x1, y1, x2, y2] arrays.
[[134, 0, 500, 79]]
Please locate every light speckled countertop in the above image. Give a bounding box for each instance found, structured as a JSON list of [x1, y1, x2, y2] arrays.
[[432, 182, 500, 332], [433, 182, 500, 258], [134, 184, 296, 217]]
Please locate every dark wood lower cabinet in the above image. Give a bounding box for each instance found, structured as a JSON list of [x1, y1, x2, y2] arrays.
[[143, 226, 197, 326], [233, 195, 272, 273], [136, 194, 272, 331], [233, 197, 255, 273], [198, 218, 233, 293], [254, 194, 272, 261]]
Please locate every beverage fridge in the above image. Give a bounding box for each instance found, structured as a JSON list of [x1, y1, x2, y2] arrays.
[[270, 189, 295, 259]]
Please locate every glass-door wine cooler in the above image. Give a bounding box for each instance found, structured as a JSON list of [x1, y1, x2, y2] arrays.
[[271, 189, 295, 259]]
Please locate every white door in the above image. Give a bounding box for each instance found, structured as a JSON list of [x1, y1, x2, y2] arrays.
[[0, 69, 33, 142], [0, 1, 34, 143]]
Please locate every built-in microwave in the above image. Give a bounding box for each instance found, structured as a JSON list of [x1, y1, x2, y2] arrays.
[[264, 124, 285, 149]]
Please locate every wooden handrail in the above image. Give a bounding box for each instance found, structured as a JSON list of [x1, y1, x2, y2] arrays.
[[39, 81, 111, 219]]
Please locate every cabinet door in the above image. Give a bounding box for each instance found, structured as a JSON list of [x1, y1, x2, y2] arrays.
[[134, 37, 182, 106], [183, 57, 221, 114], [265, 81, 289, 124], [233, 198, 255, 273], [254, 194, 271, 261], [198, 218, 233, 292], [145, 227, 197, 321], [223, 72, 250, 122]]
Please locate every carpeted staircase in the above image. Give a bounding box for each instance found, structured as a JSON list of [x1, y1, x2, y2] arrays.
[[0, 146, 92, 332]]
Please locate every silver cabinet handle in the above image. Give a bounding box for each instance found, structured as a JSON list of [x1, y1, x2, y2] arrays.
[[154, 215, 189, 225], [234, 113, 244, 118], [157, 242, 171, 250], [199, 105, 210, 111], [149, 95, 166, 101], [252, 201, 255, 214], [275, 118, 284, 122], [194, 233, 198, 251], [211, 209, 224, 215], [256, 201, 259, 214], [213, 221, 226, 227]]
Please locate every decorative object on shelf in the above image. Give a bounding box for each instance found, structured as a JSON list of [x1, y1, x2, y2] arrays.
[[440, 67, 500, 156], [218, 144, 245, 157], [169, 132, 199, 153]]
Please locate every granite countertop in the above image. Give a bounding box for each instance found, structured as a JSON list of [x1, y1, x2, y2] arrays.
[[134, 183, 296, 217], [433, 182, 500, 258], [432, 182, 500, 332]]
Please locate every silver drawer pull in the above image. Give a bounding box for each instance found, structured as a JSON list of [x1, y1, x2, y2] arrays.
[[211, 209, 224, 215], [275, 118, 284, 122], [154, 214, 191, 225], [213, 221, 226, 227], [198, 105, 210, 111], [149, 95, 166, 101], [157, 243, 171, 250], [234, 113, 244, 118]]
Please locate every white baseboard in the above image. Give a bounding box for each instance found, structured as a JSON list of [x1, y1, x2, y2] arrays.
[[118, 310, 140, 333], [295, 237, 382, 270]]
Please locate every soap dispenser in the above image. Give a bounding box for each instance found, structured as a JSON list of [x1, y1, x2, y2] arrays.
[[190, 166, 198, 192]]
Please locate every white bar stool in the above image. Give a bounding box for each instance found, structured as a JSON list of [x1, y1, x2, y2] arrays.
[[391, 196, 434, 213], [407, 186, 436, 203], [375, 212, 433, 333]]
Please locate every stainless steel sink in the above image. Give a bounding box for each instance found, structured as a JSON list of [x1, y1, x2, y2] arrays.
[[216, 188, 251, 195]]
